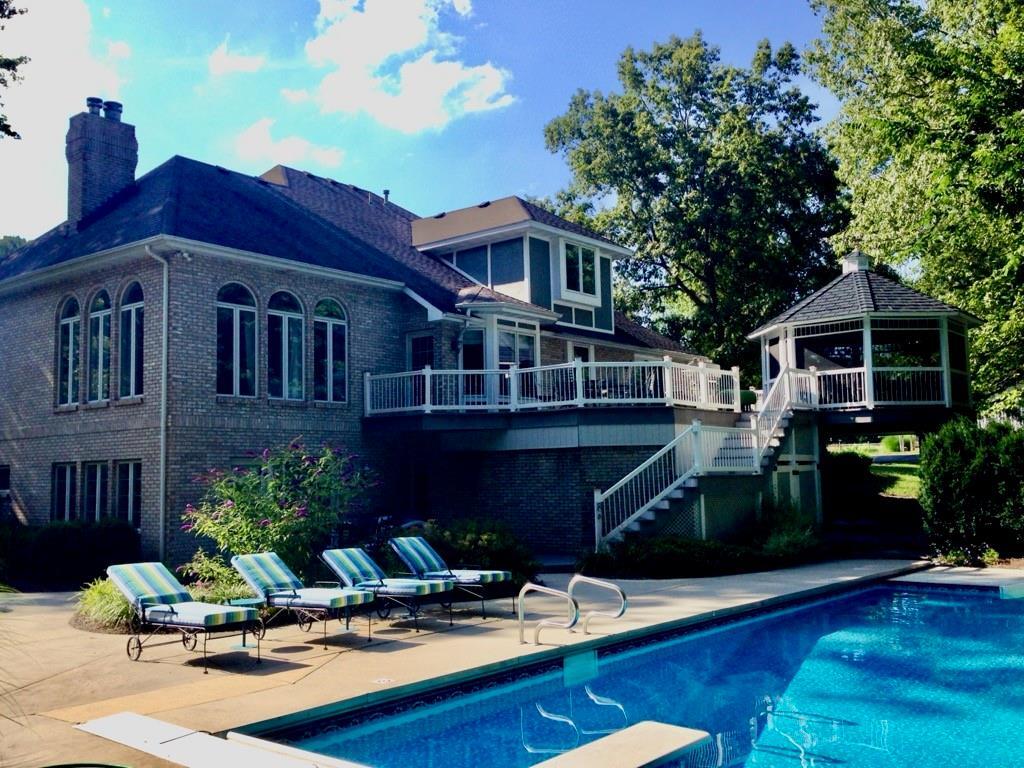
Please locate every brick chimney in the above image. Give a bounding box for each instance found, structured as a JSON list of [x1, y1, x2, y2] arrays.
[[65, 97, 138, 227]]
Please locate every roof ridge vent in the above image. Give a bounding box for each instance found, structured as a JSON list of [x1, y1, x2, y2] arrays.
[[478, 201, 491, 208], [842, 249, 870, 274], [433, 212, 446, 219]]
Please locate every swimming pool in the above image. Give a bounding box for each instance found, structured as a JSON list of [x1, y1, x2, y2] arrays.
[[257, 584, 1024, 767]]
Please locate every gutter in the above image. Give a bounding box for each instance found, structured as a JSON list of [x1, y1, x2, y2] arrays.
[[144, 244, 171, 562]]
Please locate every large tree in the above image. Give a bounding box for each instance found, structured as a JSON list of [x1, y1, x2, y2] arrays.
[[544, 33, 847, 378], [808, 0, 1024, 414], [0, 0, 27, 140]]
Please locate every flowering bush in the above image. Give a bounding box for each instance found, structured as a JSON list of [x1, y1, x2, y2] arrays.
[[181, 441, 374, 578]]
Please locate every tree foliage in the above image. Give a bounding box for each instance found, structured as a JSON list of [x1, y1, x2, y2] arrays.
[[544, 33, 847, 376], [808, 0, 1024, 414], [0, 1, 28, 140], [0, 235, 25, 258]]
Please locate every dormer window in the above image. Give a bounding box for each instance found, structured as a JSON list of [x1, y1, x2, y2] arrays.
[[562, 241, 597, 297]]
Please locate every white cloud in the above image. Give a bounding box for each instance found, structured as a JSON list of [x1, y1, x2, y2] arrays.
[[304, 0, 512, 134], [208, 36, 266, 77], [234, 117, 344, 169], [280, 88, 311, 105], [106, 40, 131, 60], [0, 0, 126, 238]]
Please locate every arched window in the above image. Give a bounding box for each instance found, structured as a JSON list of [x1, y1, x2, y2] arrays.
[[216, 283, 256, 396], [57, 298, 80, 406], [314, 299, 347, 402], [268, 291, 304, 400], [119, 282, 144, 398], [87, 291, 112, 402]]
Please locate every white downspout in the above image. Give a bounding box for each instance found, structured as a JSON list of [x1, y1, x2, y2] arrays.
[[145, 245, 169, 562]]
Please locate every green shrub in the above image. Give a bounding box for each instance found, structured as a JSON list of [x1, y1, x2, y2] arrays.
[[880, 435, 901, 453], [76, 577, 133, 632], [405, 519, 540, 587], [181, 440, 374, 579], [920, 418, 1024, 562], [177, 548, 253, 604], [0, 519, 140, 590]]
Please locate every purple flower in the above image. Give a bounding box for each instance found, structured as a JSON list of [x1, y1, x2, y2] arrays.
[[184, 503, 195, 514], [295, 506, 308, 518], [222, 499, 235, 509], [259, 518, 271, 527], [302, 455, 316, 465], [261, 448, 271, 460], [180, 522, 193, 532], [289, 440, 302, 451], [277, 497, 287, 508]]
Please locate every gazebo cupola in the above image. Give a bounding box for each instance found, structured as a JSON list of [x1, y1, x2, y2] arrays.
[[748, 251, 980, 425]]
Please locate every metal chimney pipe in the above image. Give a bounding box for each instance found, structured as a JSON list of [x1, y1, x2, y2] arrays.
[[102, 100, 123, 122], [86, 97, 103, 115], [383, 189, 390, 203]]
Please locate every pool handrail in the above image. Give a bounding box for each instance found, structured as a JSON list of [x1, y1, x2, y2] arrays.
[[518, 582, 580, 645], [568, 574, 628, 634]]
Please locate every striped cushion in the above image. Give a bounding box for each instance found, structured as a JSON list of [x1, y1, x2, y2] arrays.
[[231, 552, 303, 598], [143, 601, 257, 628], [390, 537, 446, 576], [107, 562, 191, 608], [321, 548, 387, 587], [356, 578, 454, 597], [424, 569, 511, 585], [267, 587, 374, 610]]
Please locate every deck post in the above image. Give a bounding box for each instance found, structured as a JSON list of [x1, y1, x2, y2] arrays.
[[731, 366, 741, 412], [593, 488, 603, 551], [663, 356, 674, 406], [574, 357, 585, 406], [692, 419, 703, 475], [808, 365, 819, 407], [509, 363, 519, 411], [422, 365, 432, 414], [697, 361, 708, 408], [363, 371, 372, 417]]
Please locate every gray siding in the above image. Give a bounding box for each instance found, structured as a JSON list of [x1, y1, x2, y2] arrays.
[[596, 257, 613, 330], [490, 238, 524, 297]]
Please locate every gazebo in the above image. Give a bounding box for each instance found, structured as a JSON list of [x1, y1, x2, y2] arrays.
[[748, 251, 980, 430]]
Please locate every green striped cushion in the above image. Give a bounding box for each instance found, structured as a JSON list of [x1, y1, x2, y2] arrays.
[[390, 537, 446, 576], [144, 601, 257, 628], [321, 548, 387, 587], [267, 587, 374, 610], [107, 562, 191, 608], [355, 577, 454, 596], [424, 569, 512, 584], [231, 552, 303, 598]]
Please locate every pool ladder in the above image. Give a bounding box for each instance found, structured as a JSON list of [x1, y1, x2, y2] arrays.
[[518, 575, 627, 644]]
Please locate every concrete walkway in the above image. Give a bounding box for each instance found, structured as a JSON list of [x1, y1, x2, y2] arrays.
[[0, 559, 929, 767]]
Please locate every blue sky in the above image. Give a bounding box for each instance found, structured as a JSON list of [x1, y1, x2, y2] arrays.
[[0, 0, 837, 239]]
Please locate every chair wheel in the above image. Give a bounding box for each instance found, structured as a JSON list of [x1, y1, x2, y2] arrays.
[[376, 604, 392, 620], [181, 631, 198, 651], [126, 635, 142, 661], [251, 618, 266, 640], [297, 614, 314, 632]]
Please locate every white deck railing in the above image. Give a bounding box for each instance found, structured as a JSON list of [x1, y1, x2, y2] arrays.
[[364, 359, 742, 416], [769, 365, 948, 411]]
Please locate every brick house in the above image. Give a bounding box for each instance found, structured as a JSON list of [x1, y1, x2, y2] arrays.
[[0, 101, 976, 562]]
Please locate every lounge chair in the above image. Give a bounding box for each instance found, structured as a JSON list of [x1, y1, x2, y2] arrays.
[[389, 535, 512, 616], [107, 561, 262, 673], [231, 551, 374, 648], [321, 547, 455, 631]]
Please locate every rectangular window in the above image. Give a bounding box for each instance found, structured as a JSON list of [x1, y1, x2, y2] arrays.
[[88, 311, 111, 402], [82, 462, 109, 522], [562, 241, 598, 297], [564, 243, 581, 292], [216, 306, 235, 395], [239, 309, 256, 396], [115, 462, 141, 530], [119, 303, 144, 397], [314, 317, 346, 402], [58, 318, 80, 405], [408, 334, 434, 371], [269, 313, 303, 400], [51, 463, 77, 522]]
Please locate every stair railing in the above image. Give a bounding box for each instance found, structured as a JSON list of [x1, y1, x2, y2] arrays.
[[518, 582, 580, 645], [567, 575, 627, 634]]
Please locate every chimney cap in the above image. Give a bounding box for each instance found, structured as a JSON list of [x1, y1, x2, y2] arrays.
[[102, 100, 123, 122], [86, 97, 103, 115], [383, 189, 390, 203], [842, 249, 870, 274]]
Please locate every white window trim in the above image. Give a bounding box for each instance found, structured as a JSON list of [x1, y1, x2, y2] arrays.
[[119, 298, 144, 398], [87, 304, 111, 403], [406, 331, 435, 371], [58, 314, 80, 406], [314, 312, 348, 403], [558, 239, 601, 306], [116, 461, 141, 530], [268, 306, 305, 401], [53, 463, 75, 522], [83, 462, 107, 522], [216, 299, 258, 398], [496, 317, 540, 370]]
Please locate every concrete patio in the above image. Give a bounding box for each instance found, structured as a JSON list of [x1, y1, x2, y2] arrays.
[[1, 558, 981, 767]]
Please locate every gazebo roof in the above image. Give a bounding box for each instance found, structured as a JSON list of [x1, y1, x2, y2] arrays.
[[749, 254, 978, 339]]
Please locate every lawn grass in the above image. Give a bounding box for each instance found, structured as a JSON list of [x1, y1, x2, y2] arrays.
[[871, 462, 921, 499], [828, 442, 882, 456]]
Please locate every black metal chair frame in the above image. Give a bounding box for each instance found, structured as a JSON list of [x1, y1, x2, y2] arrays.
[[125, 606, 262, 674], [316, 569, 453, 633], [260, 587, 374, 649]]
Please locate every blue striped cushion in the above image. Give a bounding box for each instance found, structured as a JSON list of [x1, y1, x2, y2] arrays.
[[424, 569, 511, 585], [321, 548, 387, 586], [231, 552, 303, 598], [143, 601, 257, 628], [267, 587, 374, 610], [390, 537, 446, 576], [356, 578, 454, 596], [107, 562, 191, 608]]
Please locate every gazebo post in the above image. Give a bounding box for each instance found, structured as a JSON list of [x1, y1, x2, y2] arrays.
[[939, 316, 952, 407], [862, 317, 875, 408]]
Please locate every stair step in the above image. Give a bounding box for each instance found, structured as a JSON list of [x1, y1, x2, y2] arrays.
[[667, 489, 686, 499], [683, 478, 699, 488], [653, 500, 670, 511]]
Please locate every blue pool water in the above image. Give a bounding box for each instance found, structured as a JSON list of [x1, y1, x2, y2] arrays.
[[267, 585, 1024, 767]]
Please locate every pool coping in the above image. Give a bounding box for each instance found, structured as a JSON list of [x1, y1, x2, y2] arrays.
[[231, 559, 931, 740]]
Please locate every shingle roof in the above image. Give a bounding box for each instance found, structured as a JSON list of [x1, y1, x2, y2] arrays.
[[515, 197, 621, 248], [0, 156, 399, 284], [749, 269, 975, 337]]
